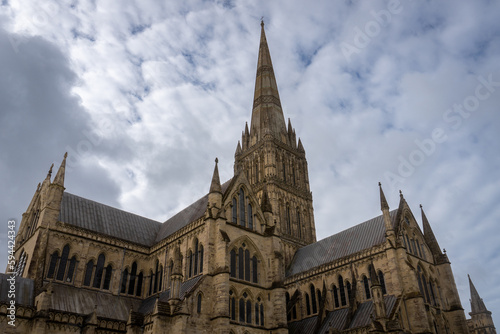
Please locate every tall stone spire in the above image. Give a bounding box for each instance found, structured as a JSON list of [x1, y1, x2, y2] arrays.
[[250, 20, 287, 141], [469, 275, 488, 314]]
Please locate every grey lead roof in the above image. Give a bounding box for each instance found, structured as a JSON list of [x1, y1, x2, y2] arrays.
[[286, 210, 398, 277], [59, 178, 233, 247], [154, 179, 232, 243], [49, 283, 143, 321], [59, 192, 162, 246]]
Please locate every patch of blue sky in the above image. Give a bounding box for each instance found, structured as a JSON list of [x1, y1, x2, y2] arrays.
[[71, 28, 95, 42], [130, 24, 151, 36]]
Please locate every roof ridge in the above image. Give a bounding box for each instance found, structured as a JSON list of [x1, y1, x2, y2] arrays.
[[64, 192, 161, 224]]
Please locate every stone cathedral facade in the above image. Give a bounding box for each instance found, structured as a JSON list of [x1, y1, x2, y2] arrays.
[[0, 23, 496, 334]]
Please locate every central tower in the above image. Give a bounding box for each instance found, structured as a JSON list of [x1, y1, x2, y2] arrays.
[[234, 22, 316, 264]]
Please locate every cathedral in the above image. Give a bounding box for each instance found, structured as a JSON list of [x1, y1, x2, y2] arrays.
[[0, 22, 496, 334]]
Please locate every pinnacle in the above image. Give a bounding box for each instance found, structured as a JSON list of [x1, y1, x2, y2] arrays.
[[469, 275, 488, 313], [209, 157, 222, 194], [53, 152, 68, 187], [379, 182, 389, 211], [420, 205, 443, 257]]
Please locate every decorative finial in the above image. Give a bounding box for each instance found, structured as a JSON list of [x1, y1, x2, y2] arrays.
[[378, 182, 381, 187], [64, 152, 68, 159], [215, 157, 218, 164], [261, 17, 264, 27], [443, 248, 447, 254], [47, 163, 54, 177], [420, 204, 423, 208]]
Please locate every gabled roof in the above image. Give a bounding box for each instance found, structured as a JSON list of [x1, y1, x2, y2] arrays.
[[286, 210, 398, 277], [49, 283, 143, 321], [59, 192, 162, 246], [154, 179, 232, 243], [138, 275, 204, 314], [288, 295, 398, 334]]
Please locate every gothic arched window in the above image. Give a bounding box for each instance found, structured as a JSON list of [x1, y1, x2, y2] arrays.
[[239, 298, 245, 322], [310, 284, 317, 314], [238, 248, 244, 279], [230, 249, 236, 278], [229, 290, 236, 321], [66, 256, 77, 283], [103, 265, 112, 290], [93, 254, 105, 288], [305, 293, 311, 315], [252, 256, 258, 283], [378, 271, 387, 295], [346, 281, 352, 302], [121, 268, 128, 293], [199, 244, 204, 274], [187, 250, 193, 278], [363, 275, 371, 299], [339, 275, 346, 306], [232, 198, 238, 223], [83, 260, 94, 287], [297, 208, 302, 238], [239, 189, 246, 227], [197, 293, 202, 313], [248, 204, 253, 230], [286, 292, 291, 321], [246, 299, 252, 323], [333, 285, 340, 308], [286, 204, 291, 234], [136, 272, 143, 296], [194, 239, 199, 276], [244, 249, 250, 281], [47, 251, 59, 279], [128, 262, 137, 295], [56, 245, 70, 281]]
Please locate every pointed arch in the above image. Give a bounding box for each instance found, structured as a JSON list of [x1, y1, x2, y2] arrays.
[[332, 284, 340, 308], [93, 253, 105, 288], [305, 293, 311, 315], [197, 292, 203, 313], [128, 262, 137, 295], [83, 259, 94, 287], [363, 275, 371, 299], [136, 271, 143, 296], [121, 268, 129, 293], [103, 264, 112, 290], [239, 188, 246, 226], [338, 275, 346, 306], [66, 256, 77, 283], [56, 245, 70, 281], [47, 250, 59, 279], [310, 284, 318, 314], [377, 270, 387, 295]]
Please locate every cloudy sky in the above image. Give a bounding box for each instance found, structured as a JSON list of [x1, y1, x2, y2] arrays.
[[1, 0, 499, 323]]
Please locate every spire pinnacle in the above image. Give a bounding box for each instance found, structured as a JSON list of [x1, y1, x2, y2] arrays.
[[46, 163, 54, 179], [209, 158, 222, 194], [250, 21, 286, 141], [379, 182, 389, 211], [261, 183, 273, 213], [469, 275, 488, 314], [235, 141, 242, 156], [420, 205, 443, 258], [53, 152, 67, 187]]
